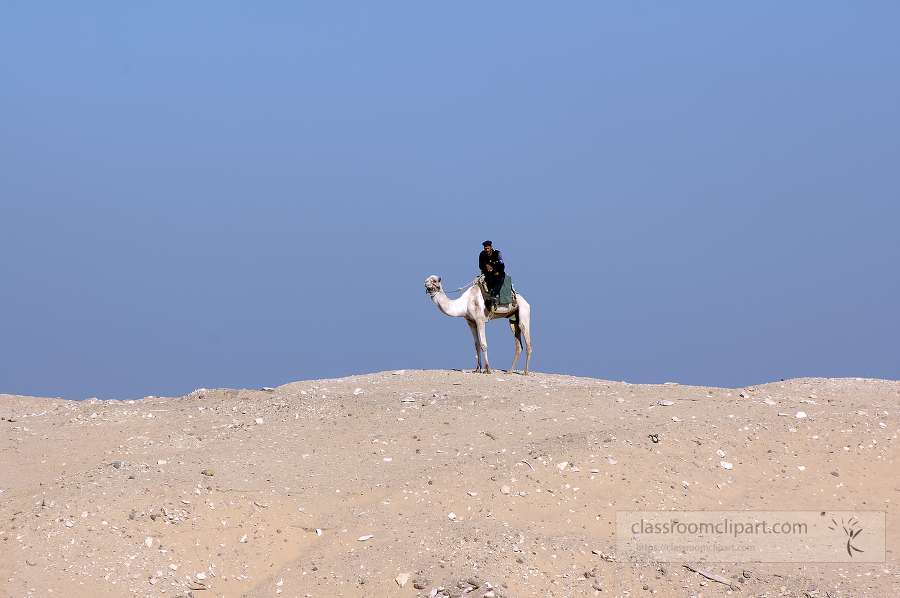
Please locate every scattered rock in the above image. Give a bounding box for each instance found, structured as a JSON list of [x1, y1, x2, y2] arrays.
[[201, 469, 214, 476], [396, 572, 410, 587]]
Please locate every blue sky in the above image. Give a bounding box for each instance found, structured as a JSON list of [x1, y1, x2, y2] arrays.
[[1, 2, 898, 400]]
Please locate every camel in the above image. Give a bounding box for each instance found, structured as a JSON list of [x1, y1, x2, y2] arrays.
[[424, 275, 532, 375]]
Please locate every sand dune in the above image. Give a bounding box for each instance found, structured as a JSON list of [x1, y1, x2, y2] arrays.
[[1, 370, 897, 597]]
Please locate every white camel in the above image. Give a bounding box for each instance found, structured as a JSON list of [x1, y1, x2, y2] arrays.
[[424, 275, 532, 375]]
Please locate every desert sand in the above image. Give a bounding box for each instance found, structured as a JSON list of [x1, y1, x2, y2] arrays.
[[1, 370, 898, 598]]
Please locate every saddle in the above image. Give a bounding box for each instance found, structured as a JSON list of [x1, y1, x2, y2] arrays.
[[476, 274, 517, 313]]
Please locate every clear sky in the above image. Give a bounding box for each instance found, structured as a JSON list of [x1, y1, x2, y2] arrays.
[[1, 2, 898, 400]]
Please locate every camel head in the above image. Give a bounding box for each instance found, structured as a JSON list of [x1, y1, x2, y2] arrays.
[[424, 275, 442, 297]]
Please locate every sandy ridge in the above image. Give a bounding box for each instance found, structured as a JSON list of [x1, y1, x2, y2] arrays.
[[1, 370, 899, 597]]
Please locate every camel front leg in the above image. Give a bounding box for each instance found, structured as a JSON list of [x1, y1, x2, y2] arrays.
[[475, 319, 490, 374], [467, 320, 483, 373]]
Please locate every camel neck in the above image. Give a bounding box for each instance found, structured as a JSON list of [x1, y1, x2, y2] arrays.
[[432, 288, 470, 318]]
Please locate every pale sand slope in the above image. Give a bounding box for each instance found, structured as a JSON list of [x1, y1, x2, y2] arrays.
[[1, 371, 898, 598]]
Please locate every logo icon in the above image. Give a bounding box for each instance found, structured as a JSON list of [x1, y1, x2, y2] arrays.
[[829, 516, 864, 557]]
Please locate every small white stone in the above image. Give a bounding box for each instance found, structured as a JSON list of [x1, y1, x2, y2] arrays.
[[255, 418, 264, 424], [169, 564, 178, 571], [353, 388, 363, 395], [615, 398, 625, 403], [796, 411, 807, 419], [797, 466, 805, 471], [145, 537, 153, 548], [658, 400, 674, 406], [467, 491, 477, 497], [682, 481, 690, 488], [500, 485, 510, 494], [716, 450, 726, 458], [720, 461, 733, 470], [396, 572, 410, 587], [157, 459, 166, 465], [196, 573, 206, 580], [358, 534, 374, 541], [448, 512, 456, 519], [557, 461, 568, 471], [764, 397, 776, 405], [239, 534, 247, 543]]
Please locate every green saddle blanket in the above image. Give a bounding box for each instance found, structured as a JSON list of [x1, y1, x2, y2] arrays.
[[498, 275, 513, 305]]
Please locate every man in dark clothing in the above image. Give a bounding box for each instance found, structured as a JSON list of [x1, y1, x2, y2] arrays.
[[479, 240, 506, 303]]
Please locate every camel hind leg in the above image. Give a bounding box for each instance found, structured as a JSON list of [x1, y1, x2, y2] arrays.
[[515, 298, 532, 375], [506, 315, 523, 374], [520, 322, 532, 375]]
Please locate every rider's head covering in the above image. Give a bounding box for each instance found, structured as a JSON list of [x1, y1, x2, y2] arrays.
[[482, 240, 492, 247]]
